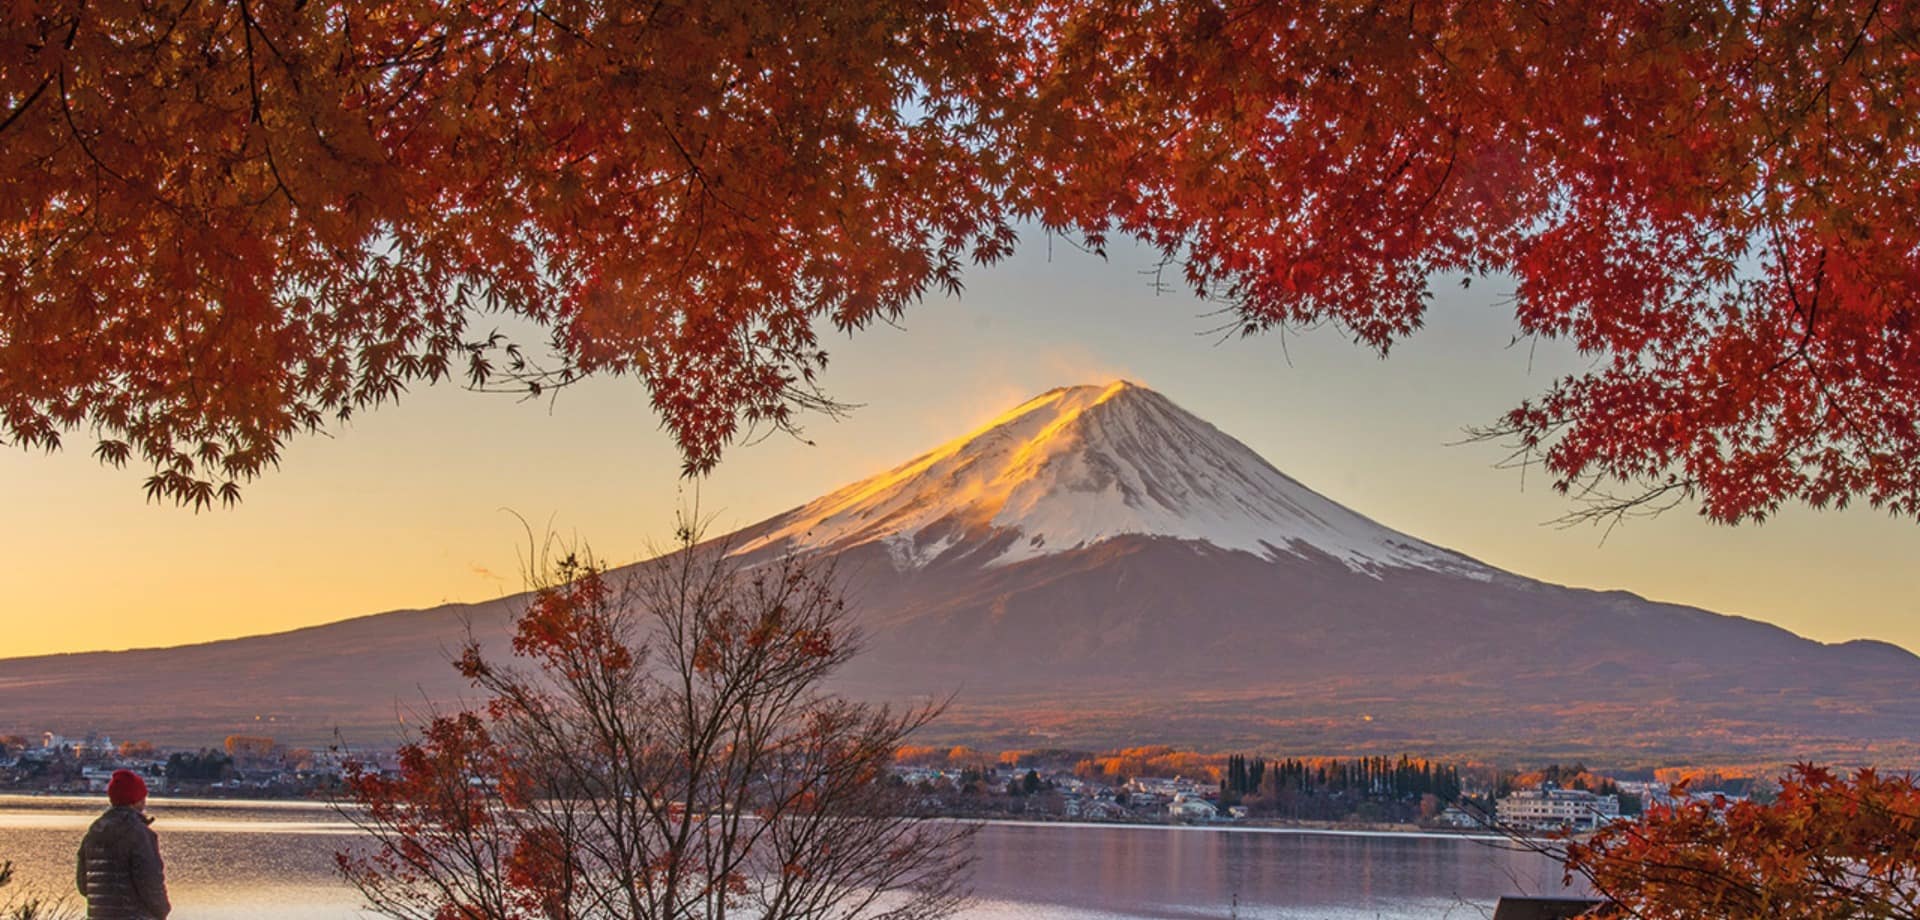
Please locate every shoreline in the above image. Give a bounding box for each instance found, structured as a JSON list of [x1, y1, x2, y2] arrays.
[[1, 793, 1527, 843], [964, 816, 1517, 842]]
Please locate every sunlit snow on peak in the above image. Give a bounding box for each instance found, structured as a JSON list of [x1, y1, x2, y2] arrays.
[[733, 382, 1490, 578]]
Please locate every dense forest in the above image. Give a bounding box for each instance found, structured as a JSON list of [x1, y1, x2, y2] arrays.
[[1217, 754, 1466, 822]]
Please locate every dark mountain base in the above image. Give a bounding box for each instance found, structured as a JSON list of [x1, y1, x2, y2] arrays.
[[5, 537, 1917, 767]]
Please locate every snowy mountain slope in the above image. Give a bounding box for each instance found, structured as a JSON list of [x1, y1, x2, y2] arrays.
[[735, 381, 1491, 577]]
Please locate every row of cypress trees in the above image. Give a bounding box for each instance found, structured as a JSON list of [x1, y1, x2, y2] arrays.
[[1222, 753, 1463, 802]]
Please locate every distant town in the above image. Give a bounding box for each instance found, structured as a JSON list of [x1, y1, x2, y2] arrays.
[[1, 730, 1769, 834]]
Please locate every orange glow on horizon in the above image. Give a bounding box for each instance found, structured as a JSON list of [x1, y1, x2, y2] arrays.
[[2, 241, 1915, 660]]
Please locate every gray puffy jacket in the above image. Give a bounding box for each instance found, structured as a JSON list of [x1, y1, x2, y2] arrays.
[[75, 806, 170, 919]]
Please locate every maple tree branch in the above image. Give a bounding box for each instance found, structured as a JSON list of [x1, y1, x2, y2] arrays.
[[238, 0, 264, 125], [5, 0, 91, 129], [43, 4, 133, 195], [237, 0, 302, 208], [1758, 238, 1875, 464], [1807, 0, 1883, 120], [1788, 265, 1878, 459], [652, 110, 752, 223], [1550, 478, 1697, 540], [1459, 408, 1704, 537], [0, 75, 52, 137], [1747, 0, 1887, 198], [55, 71, 133, 190], [528, 2, 606, 53], [1410, 131, 1461, 219], [1759, 244, 1821, 381]]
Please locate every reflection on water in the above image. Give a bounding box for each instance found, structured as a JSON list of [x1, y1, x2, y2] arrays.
[[960, 821, 1567, 919], [1, 795, 1578, 919]]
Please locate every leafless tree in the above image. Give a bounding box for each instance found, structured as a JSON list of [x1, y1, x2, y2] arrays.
[[335, 523, 973, 920], [0, 862, 78, 920]]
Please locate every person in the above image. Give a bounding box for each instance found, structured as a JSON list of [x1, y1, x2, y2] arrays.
[[75, 769, 170, 919]]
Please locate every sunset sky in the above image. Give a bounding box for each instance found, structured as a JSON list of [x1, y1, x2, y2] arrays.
[[5, 235, 1917, 659]]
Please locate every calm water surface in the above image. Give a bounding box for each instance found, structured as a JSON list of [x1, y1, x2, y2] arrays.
[[0, 795, 1580, 919]]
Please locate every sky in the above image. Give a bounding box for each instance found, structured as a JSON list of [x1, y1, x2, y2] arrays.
[[4, 235, 1917, 659]]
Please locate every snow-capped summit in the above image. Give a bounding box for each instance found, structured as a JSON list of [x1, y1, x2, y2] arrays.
[[735, 381, 1489, 577]]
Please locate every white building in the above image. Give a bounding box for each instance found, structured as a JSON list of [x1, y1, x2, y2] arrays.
[[1128, 776, 1208, 799], [1436, 805, 1485, 829], [1496, 786, 1620, 832], [1168, 793, 1218, 821]]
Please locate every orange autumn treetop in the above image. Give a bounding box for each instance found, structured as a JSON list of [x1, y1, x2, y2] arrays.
[[2, 0, 1025, 508], [1565, 765, 1920, 919], [4, 0, 1917, 523]]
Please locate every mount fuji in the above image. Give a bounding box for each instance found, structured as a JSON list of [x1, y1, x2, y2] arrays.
[[732, 381, 1488, 577], [5, 381, 1919, 763]]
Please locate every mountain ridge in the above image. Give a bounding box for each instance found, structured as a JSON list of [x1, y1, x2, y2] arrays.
[[4, 381, 1917, 764]]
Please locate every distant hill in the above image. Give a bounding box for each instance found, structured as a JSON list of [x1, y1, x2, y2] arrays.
[[7, 381, 1918, 765], [0, 598, 517, 749]]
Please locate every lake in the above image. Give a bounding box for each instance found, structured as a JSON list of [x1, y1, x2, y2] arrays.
[[0, 795, 1581, 918]]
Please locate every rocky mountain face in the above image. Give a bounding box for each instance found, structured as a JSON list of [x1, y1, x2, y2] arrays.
[[6, 382, 1917, 764]]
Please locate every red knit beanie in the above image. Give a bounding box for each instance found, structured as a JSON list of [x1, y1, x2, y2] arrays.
[[107, 769, 148, 807]]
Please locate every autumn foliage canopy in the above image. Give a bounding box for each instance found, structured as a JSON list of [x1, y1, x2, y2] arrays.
[[1564, 765, 1920, 919], [5, 0, 1918, 521]]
